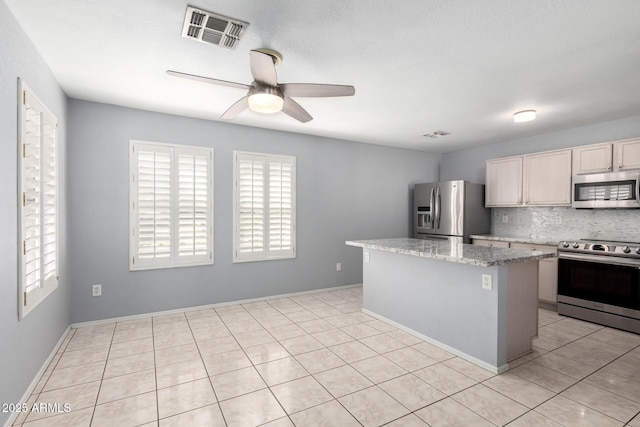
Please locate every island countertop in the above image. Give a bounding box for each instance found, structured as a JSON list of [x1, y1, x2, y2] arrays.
[[346, 237, 555, 267]]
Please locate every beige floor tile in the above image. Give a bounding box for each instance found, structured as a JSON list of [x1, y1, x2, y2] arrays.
[[384, 347, 439, 372], [452, 384, 528, 425], [112, 326, 152, 344], [339, 386, 409, 427], [621, 348, 640, 366], [115, 318, 151, 331], [360, 333, 406, 353], [510, 361, 578, 393], [329, 341, 377, 363], [584, 369, 640, 403], [98, 368, 156, 404], [26, 381, 100, 422], [92, 392, 157, 427], [72, 323, 115, 338], [184, 308, 218, 320], [202, 349, 252, 376], [352, 355, 407, 383], [108, 337, 153, 359], [532, 335, 566, 351], [415, 397, 494, 427], [217, 310, 253, 323], [364, 319, 398, 333], [243, 341, 290, 364], [310, 306, 343, 318], [552, 337, 628, 368], [325, 313, 364, 328], [156, 358, 208, 389], [601, 358, 640, 383], [297, 318, 335, 334], [153, 320, 190, 336], [507, 347, 547, 369], [196, 335, 240, 357], [561, 381, 639, 422], [536, 395, 622, 427], [187, 315, 225, 331], [629, 413, 640, 426], [153, 312, 186, 325], [484, 372, 555, 408], [191, 325, 232, 342], [442, 357, 495, 382], [413, 363, 477, 396], [538, 324, 584, 344], [290, 399, 360, 426], [256, 314, 292, 328], [219, 389, 286, 427], [159, 403, 225, 427], [225, 319, 264, 335], [552, 318, 604, 336], [154, 342, 200, 367], [233, 329, 275, 348], [507, 410, 564, 426], [56, 345, 109, 369], [153, 330, 195, 350], [285, 310, 320, 323], [43, 361, 105, 391], [384, 413, 428, 426], [22, 406, 93, 427], [311, 329, 355, 346], [254, 356, 309, 386], [157, 378, 217, 419], [104, 351, 154, 378], [12, 394, 38, 425], [271, 376, 333, 414], [267, 323, 307, 340], [294, 348, 346, 374], [65, 334, 112, 351], [313, 365, 374, 398], [340, 323, 383, 339], [411, 342, 455, 362], [379, 374, 446, 411], [529, 351, 598, 379], [210, 366, 267, 401], [279, 334, 324, 355], [385, 329, 424, 346]]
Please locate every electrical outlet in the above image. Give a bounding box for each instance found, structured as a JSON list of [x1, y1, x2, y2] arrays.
[[555, 215, 562, 225], [364, 251, 370, 263], [336, 262, 342, 271], [92, 284, 102, 297], [482, 274, 492, 290], [502, 214, 509, 223]]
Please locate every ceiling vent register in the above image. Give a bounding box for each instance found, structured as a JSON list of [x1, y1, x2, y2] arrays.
[[181, 6, 249, 50]]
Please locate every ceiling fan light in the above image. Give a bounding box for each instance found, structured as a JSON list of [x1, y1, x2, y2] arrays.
[[248, 93, 284, 114], [513, 110, 536, 122]]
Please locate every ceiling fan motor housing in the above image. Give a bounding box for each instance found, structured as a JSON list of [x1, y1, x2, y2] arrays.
[[248, 83, 284, 113]]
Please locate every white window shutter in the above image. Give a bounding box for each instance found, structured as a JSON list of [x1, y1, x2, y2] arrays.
[[19, 80, 59, 319], [234, 151, 295, 262], [130, 141, 213, 270]]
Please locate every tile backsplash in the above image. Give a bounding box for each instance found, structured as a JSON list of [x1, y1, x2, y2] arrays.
[[492, 207, 640, 242]]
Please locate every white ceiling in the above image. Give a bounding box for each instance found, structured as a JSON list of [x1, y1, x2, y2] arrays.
[[6, 0, 640, 153]]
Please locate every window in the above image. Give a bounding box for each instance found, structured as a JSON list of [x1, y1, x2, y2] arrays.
[[18, 80, 59, 319], [233, 151, 296, 262], [130, 140, 213, 270]]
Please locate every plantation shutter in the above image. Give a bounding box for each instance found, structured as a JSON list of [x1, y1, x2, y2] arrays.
[[19, 80, 59, 319], [234, 152, 295, 262], [130, 141, 213, 270]]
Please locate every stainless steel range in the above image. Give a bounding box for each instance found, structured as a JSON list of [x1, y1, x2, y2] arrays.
[[557, 239, 640, 334]]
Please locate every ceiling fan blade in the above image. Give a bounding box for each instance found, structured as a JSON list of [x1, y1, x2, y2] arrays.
[[280, 83, 355, 98], [166, 70, 251, 91], [282, 97, 313, 123], [221, 96, 249, 119], [249, 50, 278, 86]]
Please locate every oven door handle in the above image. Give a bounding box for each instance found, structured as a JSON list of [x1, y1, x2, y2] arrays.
[[559, 252, 640, 268]]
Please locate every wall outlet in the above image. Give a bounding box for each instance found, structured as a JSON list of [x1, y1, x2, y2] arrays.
[[481, 274, 492, 290], [555, 215, 562, 225], [336, 262, 342, 271], [364, 251, 370, 263], [92, 284, 102, 297], [502, 214, 509, 223]]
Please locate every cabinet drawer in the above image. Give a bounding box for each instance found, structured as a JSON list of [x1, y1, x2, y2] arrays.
[[510, 242, 557, 255], [473, 239, 510, 248]]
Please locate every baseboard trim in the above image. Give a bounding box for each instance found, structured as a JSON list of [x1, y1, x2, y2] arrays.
[[3, 325, 72, 427], [362, 308, 509, 374], [72, 284, 363, 328]]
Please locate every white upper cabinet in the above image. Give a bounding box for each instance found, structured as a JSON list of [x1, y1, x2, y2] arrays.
[[614, 138, 640, 171], [572, 143, 613, 175], [486, 156, 523, 207], [524, 149, 572, 206]]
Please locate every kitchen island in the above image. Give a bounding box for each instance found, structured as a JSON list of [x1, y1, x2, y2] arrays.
[[346, 238, 555, 373]]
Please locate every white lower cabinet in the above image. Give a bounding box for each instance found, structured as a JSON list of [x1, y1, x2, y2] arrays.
[[473, 239, 558, 304]]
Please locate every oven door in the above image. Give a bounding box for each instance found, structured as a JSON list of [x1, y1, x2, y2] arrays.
[[558, 253, 640, 312]]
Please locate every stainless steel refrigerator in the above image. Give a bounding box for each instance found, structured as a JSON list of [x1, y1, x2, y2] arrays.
[[413, 181, 490, 243]]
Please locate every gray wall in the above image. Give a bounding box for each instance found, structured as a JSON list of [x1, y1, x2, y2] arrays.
[[68, 100, 440, 322], [0, 3, 70, 425], [440, 114, 640, 184]]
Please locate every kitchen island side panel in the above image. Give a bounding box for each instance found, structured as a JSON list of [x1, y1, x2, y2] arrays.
[[362, 249, 507, 368]]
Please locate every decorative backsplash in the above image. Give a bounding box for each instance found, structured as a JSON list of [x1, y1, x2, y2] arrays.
[[492, 207, 640, 243]]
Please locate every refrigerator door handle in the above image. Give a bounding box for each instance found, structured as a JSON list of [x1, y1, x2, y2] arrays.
[[429, 188, 435, 228], [435, 187, 441, 229]]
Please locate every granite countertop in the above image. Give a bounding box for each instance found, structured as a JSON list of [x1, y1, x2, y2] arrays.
[[469, 234, 560, 246], [346, 237, 556, 267]]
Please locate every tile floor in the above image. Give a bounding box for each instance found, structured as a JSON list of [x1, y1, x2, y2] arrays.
[[12, 286, 640, 426]]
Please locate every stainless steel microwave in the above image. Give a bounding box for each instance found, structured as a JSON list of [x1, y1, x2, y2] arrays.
[[572, 170, 640, 208]]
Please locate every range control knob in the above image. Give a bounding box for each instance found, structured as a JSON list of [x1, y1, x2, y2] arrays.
[[561, 241, 570, 248], [623, 246, 631, 254], [572, 242, 580, 249]]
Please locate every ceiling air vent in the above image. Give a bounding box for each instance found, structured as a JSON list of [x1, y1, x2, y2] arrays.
[[181, 6, 249, 50], [423, 130, 451, 138]]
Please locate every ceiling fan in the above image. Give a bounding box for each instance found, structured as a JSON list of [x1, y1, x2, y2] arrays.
[[167, 49, 355, 123]]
